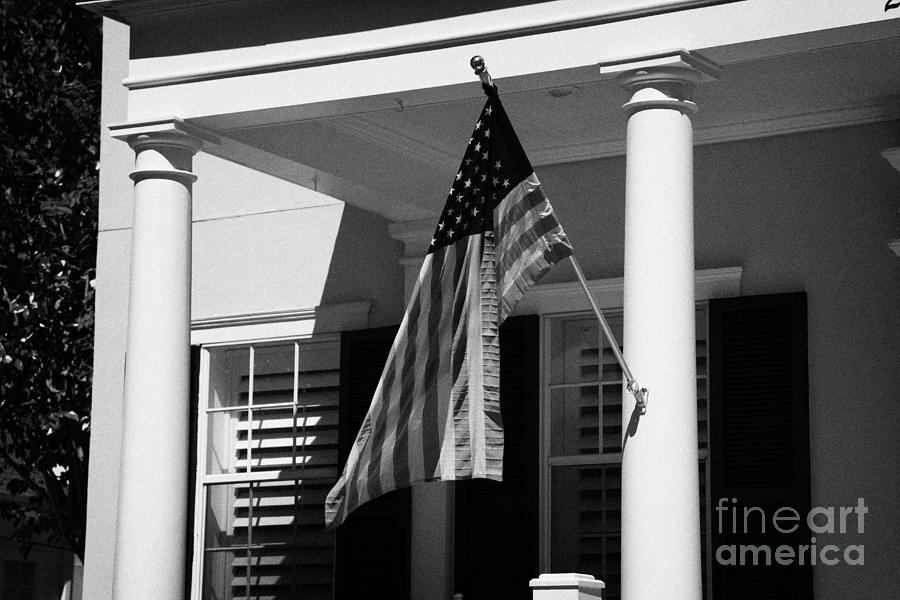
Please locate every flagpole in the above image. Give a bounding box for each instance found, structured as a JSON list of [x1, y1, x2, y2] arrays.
[[567, 256, 648, 412], [470, 55, 647, 412]]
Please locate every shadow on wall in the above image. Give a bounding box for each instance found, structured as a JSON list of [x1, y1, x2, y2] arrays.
[[316, 203, 406, 333]]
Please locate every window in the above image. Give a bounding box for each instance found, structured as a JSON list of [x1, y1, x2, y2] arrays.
[[193, 338, 340, 600], [541, 308, 711, 600]]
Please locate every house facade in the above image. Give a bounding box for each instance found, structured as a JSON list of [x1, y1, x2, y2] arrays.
[[79, 1, 900, 599]]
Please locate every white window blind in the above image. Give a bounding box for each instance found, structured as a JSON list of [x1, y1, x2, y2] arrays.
[[195, 339, 340, 600], [542, 309, 710, 600]]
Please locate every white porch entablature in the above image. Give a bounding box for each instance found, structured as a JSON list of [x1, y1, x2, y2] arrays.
[[83, 0, 900, 227], [80, 0, 899, 125]]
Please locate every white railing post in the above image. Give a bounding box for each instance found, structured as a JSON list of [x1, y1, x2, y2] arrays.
[[530, 574, 605, 600]]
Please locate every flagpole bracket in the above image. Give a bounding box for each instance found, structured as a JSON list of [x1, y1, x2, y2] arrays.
[[627, 380, 648, 414]]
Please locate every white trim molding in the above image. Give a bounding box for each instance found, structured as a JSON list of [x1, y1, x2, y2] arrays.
[[882, 147, 900, 173], [108, 117, 221, 147], [532, 105, 900, 166], [514, 266, 742, 315], [888, 240, 900, 259], [296, 103, 900, 174], [113, 1, 900, 124], [190, 301, 372, 345], [90, 0, 732, 89], [881, 149, 900, 260]]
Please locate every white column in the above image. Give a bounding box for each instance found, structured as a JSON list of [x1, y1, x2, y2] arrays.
[[616, 55, 719, 600], [111, 128, 201, 600]]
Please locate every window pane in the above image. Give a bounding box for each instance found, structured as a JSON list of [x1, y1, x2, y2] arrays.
[[203, 481, 335, 600], [206, 405, 340, 477], [205, 343, 340, 478], [199, 340, 341, 599], [549, 386, 600, 456], [206, 408, 245, 476], [549, 318, 600, 385], [550, 465, 621, 599], [600, 384, 623, 453], [208, 348, 250, 410]]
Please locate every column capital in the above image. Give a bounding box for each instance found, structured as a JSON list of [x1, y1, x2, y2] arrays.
[[604, 50, 721, 116], [109, 117, 215, 152], [388, 217, 435, 257], [388, 217, 434, 301], [110, 119, 216, 184]]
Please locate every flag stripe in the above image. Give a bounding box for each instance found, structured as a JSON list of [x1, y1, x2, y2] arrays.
[[415, 248, 447, 481], [495, 177, 572, 322], [433, 243, 464, 479], [478, 232, 503, 477], [447, 237, 478, 478]]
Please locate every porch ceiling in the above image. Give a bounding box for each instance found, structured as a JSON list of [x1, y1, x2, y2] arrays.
[[205, 33, 900, 223]]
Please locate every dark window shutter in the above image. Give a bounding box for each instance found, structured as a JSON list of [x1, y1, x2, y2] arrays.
[[186, 345, 201, 600], [709, 293, 811, 600], [455, 315, 541, 600], [334, 326, 411, 600]]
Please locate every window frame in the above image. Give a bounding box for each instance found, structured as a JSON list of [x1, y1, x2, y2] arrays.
[[189, 333, 341, 600], [537, 305, 713, 598], [516, 267, 740, 596]]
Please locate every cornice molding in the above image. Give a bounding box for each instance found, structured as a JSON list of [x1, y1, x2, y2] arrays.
[[85, 0, 731, 88], [108, 117, 221, 147], [388, 215, 437, 244], [882, 147, 900, 172], [694, 105, 900, 148], [514, 266, 742, 314], [190, 301, 372, 345], [888, 239, 900, 259], [531, 104, 900, 165], [79, 0, 237, 23], [335, 104, 900, 169], [880, 151, 900, 260], [327, 116, 456, 171]]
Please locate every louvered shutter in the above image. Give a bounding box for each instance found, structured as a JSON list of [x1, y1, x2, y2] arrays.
[[334, 326, 411, 599], [709, 292, 812, 600], [454, 315, 540, 600]]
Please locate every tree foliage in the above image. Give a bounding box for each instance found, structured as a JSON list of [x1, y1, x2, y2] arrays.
[[0, 0, 101, 562]]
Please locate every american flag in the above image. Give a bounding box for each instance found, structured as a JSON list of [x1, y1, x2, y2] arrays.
[[325, 84, 572, 527]]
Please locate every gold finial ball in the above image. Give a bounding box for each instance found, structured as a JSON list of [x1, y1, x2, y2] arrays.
[[470, 55, 486, 74]]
